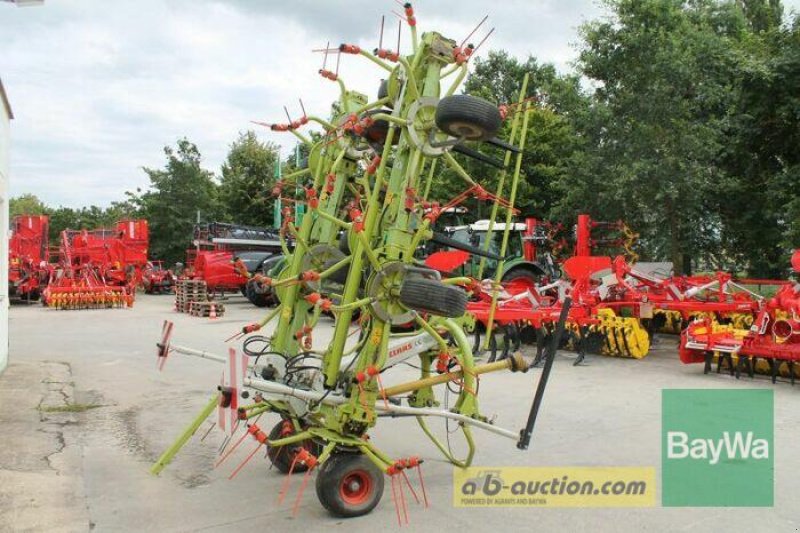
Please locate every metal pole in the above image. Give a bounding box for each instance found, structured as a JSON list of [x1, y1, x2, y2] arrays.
[[517, 296, 572, 450]]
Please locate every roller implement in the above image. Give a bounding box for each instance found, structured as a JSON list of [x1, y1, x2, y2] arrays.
[[152, 4, 572, 521]]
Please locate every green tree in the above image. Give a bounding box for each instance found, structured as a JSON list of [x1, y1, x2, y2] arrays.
[[574, 0, 749, 273], [9, 193, 47, 217], [132, 139, 222, 263], [219, 131, 280, 226]]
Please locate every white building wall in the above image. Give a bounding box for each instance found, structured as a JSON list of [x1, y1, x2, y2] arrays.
[[0, 89, 9, 374]]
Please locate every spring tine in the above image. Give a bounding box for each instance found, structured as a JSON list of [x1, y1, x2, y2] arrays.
[[228, 441, 264, 480], [379, 15, 385, 49], [460, 14, 488, 49], [397, 19, 402, 53], [471, 27, 495, 56]]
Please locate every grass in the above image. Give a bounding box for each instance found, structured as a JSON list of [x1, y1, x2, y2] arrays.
[[38, 403, 103, 413]]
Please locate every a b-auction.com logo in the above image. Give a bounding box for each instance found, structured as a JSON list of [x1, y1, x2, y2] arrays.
[[453, 467, 655, 507], [661, 389, 774, 507]]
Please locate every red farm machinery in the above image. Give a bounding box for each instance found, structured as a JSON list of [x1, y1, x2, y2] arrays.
[[185, 222, 283, 297], [8, 214, 50, 302], [679, 250, 800, 383], [43, 219, 149, 310]]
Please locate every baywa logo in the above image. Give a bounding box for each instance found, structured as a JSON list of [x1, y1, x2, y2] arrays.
[[666, 431, 770, 465], [662, 389, 774, 507]]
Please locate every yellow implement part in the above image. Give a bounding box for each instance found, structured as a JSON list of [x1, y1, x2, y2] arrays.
[[596, 308, 650, 359]]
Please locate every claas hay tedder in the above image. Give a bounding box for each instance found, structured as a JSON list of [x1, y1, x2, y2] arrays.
[[152, 4, 574, 519]]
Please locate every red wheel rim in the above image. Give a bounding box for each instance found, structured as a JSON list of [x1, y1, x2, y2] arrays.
[[339, 469, 372, 505]]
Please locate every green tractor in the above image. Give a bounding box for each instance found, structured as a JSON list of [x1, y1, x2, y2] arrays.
[[429, 217, 562, 291]]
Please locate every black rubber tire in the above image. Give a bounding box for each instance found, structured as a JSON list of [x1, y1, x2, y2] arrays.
[[435, 94, 502, 141], [266, 420, 323, 474], [322, 258, 349, 285], [399, 277, 467, 318], [357, 109, 398, 147], [245, 279, 271, 308], [316, 453, 384, 518]]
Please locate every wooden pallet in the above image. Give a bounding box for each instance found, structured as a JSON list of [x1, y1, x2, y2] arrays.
[[188, 301, 225, 318], [175, 279, 208, 313]]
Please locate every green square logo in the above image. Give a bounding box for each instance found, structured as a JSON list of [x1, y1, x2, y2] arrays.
[[662, 389, 773, 507]]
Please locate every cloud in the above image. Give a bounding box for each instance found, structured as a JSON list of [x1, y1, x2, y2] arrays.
[[3, 0, 797, 208]]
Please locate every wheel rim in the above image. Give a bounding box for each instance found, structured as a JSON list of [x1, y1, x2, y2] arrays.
[[339, 470, 372, 505]]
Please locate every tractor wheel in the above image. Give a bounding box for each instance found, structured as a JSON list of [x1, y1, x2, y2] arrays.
[[266, 420, 322, 474], [399, 278, 467, 318], [316, 453, 384, 518], [501, 269, 540, 294], [435, 94, 502, 141], [245, 279, 271, 308]]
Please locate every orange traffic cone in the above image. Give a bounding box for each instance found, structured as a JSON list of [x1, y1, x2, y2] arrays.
[[209, 302, 217, 320]]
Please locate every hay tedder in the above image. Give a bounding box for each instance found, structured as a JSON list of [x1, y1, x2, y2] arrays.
[[43, 219, 148, 310], [152, 4, 574, 519], [8, 214, 50, 302]]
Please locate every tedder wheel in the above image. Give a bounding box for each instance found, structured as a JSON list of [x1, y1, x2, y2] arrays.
[[266, 420, 323, 474], [435, 94, 502, 141], [315, 453, 384, 518], [399, 277, 467, 318], [501, 269, 540, 293]]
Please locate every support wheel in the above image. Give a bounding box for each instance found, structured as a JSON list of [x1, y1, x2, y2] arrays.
[[316, 453, 384, 518], [266, 420, 322, 474], [399, 278, 467, 318], [435, 94, 502, 141]]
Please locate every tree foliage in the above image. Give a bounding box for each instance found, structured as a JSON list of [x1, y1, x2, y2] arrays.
[[131, 139, 223, 263], [219, 131, 280, 227]]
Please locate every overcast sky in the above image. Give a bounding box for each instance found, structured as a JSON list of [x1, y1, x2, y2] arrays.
[[1, 0, 798, 208]]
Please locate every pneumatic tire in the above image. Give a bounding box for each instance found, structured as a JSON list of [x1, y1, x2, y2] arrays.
[[316, 453, 384, 518], [435, 94, 502, 141], [399, 277, 467, 318]]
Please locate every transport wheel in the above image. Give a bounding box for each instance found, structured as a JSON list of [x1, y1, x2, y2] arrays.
[[399, 277, 467, 318], [316, 453, 384, 518], [435, 94, 502, 141], [266, 420, 322, 474]]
